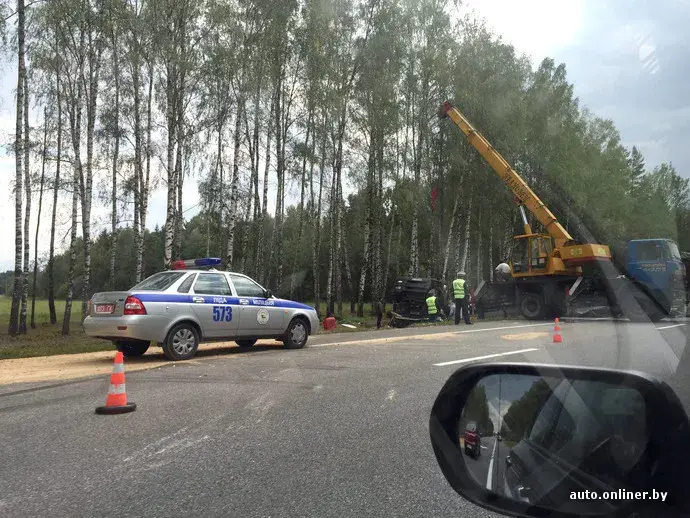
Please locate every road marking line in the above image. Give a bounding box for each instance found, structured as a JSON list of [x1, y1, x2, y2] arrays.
[[486, 438, 499, 490], [456, 323, 554, 334], [434, 348, 539, 367], [657, 323, 687, 330]]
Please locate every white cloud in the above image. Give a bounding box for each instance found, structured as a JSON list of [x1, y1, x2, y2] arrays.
[[461, 0, 586, 64]]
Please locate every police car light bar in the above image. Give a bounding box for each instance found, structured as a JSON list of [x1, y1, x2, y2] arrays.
[[170, 257, 222, 270]]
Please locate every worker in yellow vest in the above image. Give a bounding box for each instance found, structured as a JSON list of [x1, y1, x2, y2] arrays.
[[426, 289, 443, 322], [453, 271, 473, 325]]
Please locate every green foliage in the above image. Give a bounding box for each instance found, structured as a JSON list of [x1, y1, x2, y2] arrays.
[[500, 379, 552, 442]]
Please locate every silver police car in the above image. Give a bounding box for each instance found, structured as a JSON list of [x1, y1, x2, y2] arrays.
[[84, 258, 320, 361]]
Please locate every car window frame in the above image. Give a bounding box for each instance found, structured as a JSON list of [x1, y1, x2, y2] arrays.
[[177, 273, 197, 293], [191, 272, 233, 296], [130, 271, 187, 291], [228, 274, 267, 298]]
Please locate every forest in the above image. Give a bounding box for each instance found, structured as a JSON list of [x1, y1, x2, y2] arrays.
[[3, 0, 689, 336]]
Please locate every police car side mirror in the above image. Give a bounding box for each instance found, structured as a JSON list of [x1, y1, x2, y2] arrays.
[[264, 289, 273, 299], [429, 362, 690, 518]]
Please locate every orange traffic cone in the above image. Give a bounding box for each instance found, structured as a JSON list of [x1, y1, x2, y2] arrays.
[[96, 351, 136, 415], [553, 318, 563, 343]]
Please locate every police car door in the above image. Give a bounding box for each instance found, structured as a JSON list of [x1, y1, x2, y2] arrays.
[[189, 272, 239, 338], [229, 274, 284, 336]]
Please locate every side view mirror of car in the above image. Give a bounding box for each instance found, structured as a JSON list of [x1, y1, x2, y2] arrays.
[[429, 363, 690, 518], [264, 289, 273, 299]]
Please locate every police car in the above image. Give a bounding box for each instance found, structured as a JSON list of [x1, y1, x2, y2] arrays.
[[83, 258, 320, 361]]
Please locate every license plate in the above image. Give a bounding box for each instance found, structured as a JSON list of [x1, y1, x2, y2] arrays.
[[95, 304, 115, 314]]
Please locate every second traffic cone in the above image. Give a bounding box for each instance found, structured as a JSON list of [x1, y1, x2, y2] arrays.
[[96, 351, 136, 415], [553, 318, 563, 343]]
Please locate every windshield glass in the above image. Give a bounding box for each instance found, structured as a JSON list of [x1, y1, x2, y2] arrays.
[[1, 1, 688, 516]]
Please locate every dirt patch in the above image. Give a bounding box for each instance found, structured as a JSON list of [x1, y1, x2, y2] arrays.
[[0, 340, 280, 385]]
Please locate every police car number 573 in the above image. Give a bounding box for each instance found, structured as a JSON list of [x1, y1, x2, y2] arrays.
[[83, 258, 320, 361]]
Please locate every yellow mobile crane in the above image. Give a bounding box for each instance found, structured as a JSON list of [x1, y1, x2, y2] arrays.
[[439, 100, 664, 320]]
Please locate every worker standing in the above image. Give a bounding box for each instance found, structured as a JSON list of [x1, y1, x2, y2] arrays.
[[453, 271, 473, 325], [426, 290, 443, 322], [495, 260, 511, 282]]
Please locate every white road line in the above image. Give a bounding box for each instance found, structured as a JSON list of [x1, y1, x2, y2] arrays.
[[434, 348, 539, 367], [456, 322, 554, 333], [486, 438, 499, 491], [657, 323, 687, 330]]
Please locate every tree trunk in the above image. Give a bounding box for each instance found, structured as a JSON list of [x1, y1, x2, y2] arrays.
[[383, 210, 396, 304], [62, 167, 79, 336], [335, 174, 343, 317], [326, 173, 336, 315], [48, 29, 61, 325], [226, 96, 243, 269], [460, 199, 473, 273], [20, 73, 31, 334], [138, 62, 154, 281], [289, 110, 311, 298], [31, 108, 48, 329], [110, 30, 120, 288], [339, 201, 354, 314], [132, 44, 143, 283], [9, 0, 25, 336], [489, 204, 494, 281], [173, 138, 184, 260], [270, 68, 285, 289], [442, 196, 460, 282], [81, 28, 101, 322], [163, 60, 178, 269], [312, 125, 325, 318], [476, 205, 482, 285], [255, 88, 274, 284]]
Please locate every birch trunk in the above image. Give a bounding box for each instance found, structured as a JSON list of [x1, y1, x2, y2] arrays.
[[31, 109, 48, 329], [81, 28, 101, 322], [326, 171, 336, 315], [163, 60, 178, 269], [356, 204, 370, 318], [476, 206, 482, 285], [289, 110, 311, 298], [132, 45, 143, 282], [9, 0, 25, 336], [48, 30, 61, 325], [62, 168, 78, 336], [137, 62, 154, 282], [255, 88, 274, 283], [110, 30, 121, 288], [489, 205, 494, 281], [340, 212, 355, 314], [442, 196, 460, 281], [20, 73, 31, 334], [226, 96, 243, 269], [460, 199, 473, 273], [312, 127, 325, 317]]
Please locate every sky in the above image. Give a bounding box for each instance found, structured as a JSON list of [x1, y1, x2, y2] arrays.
[[1, 0, 689, 270]]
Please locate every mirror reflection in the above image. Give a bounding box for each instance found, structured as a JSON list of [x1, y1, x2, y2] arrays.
[[458, 374, 651, 513]]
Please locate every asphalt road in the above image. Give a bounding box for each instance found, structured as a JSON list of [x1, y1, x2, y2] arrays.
[[0, 317, 687, 517]]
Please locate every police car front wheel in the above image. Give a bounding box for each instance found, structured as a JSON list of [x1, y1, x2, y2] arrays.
[[283, 318, 309, 349], [163, 323, 200, 361]]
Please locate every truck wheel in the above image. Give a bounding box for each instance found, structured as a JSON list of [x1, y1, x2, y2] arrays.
[[520, 293, 545, 320], [236, 339, 257, 348], [162, 323, 200, 361], [284, 318, 309, 349], [114, 340, 149, 357]]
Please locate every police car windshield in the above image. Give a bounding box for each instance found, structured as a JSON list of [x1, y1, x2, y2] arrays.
[[131, 272, 186, 291]]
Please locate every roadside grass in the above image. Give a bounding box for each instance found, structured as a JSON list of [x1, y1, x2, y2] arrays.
[[1, 296, 499, 359], [0, 296, 112, 360]]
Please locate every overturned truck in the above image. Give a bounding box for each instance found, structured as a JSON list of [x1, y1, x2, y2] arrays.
[[391, 277, 450, 326]]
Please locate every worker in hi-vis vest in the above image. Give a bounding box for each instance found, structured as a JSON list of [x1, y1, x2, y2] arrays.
[[426, 289, 443, 322], [453, 271, 473, 325]]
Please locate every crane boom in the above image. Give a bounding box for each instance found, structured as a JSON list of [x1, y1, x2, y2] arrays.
[[439, 101, 574, 247]]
